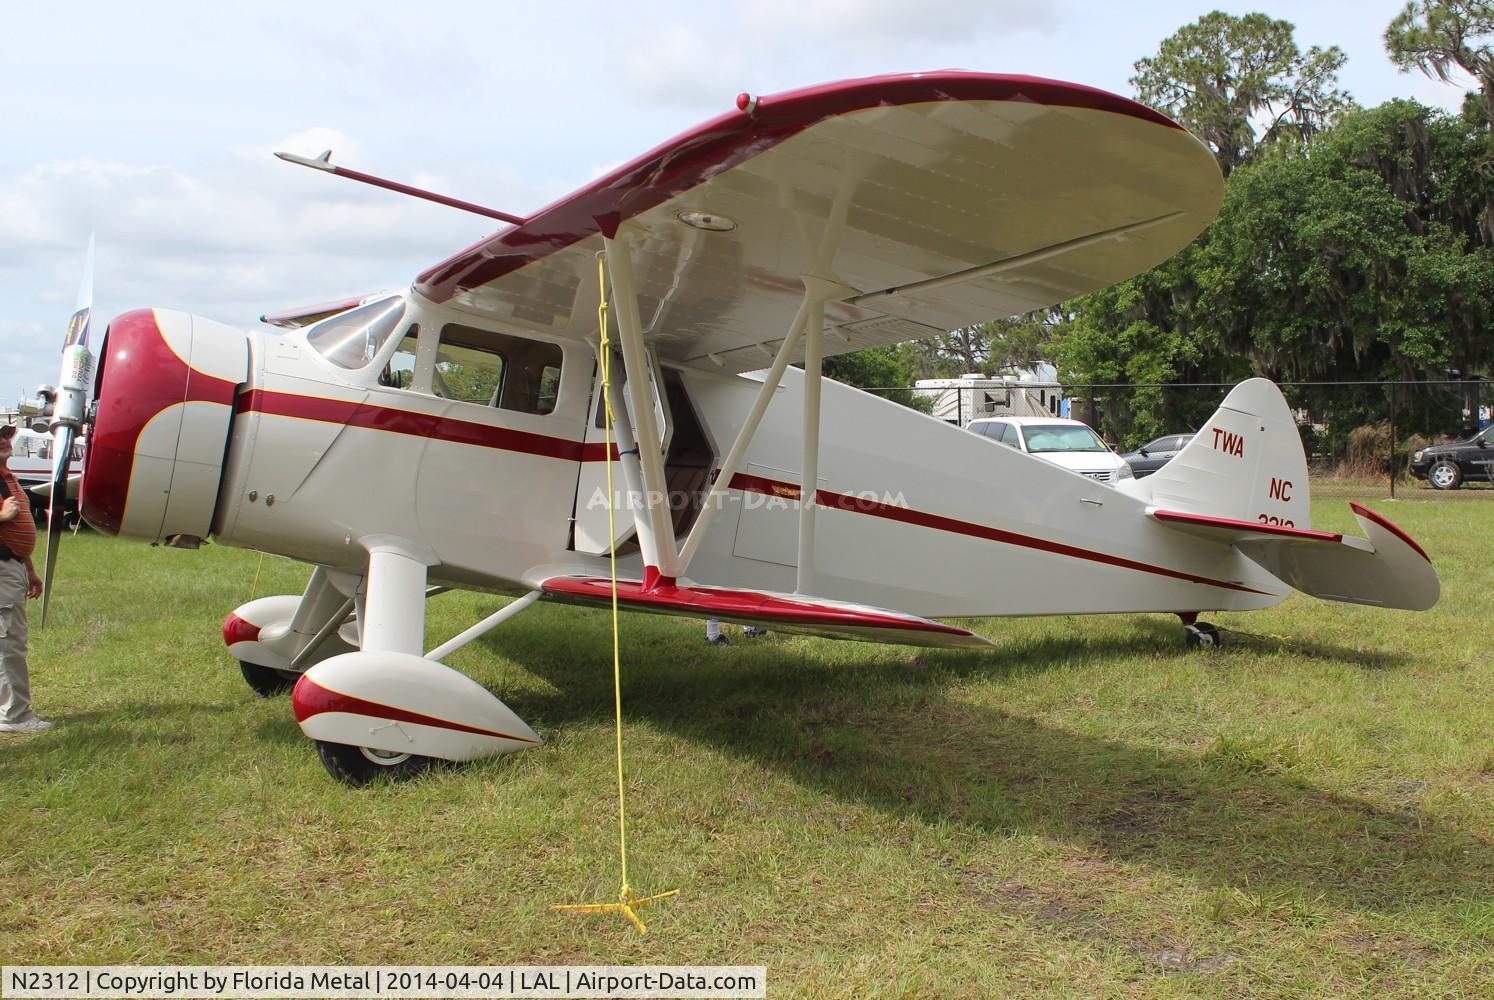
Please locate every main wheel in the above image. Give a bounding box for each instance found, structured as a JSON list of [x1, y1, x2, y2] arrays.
[[315, 740, 435, 786], [239, 661, 299, 697], [1428, 460, 1462, 490]]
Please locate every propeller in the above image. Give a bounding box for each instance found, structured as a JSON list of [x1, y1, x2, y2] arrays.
[[40, 235, 96, 627]]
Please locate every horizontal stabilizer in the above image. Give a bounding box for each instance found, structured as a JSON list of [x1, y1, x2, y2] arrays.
[[1148, 504, 1438, 611], [538, 576, 994, 649]]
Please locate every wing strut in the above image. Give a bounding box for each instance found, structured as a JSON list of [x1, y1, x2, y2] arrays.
[[796, 283, 832, 595], [601, 231, 681, 580], [669, 277, 847, 587]]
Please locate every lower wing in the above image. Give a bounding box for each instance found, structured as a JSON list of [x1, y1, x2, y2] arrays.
[[538, 575, 993, 649]]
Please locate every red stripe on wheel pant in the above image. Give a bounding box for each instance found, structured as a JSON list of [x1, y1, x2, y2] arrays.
[[292, 675, 540, 744]]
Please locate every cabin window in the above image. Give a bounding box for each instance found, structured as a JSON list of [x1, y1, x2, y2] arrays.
[[377, 326, 420, 389], [434, 323, 564, 415], [305, 297, 407, 370]]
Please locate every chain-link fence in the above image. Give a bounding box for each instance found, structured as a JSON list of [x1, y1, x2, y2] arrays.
[[861, 379, 1492, 500]]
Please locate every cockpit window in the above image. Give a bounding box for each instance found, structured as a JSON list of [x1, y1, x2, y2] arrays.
[[433, 323, 564, 415], [306, 297, 407, 370]]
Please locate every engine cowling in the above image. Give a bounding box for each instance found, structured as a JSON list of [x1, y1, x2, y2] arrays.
[[82, 308, 248, 543]]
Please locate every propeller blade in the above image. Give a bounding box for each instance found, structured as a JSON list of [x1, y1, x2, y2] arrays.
[[40, 235, 96, 628], [66, 234, 95, 350], [39, 424, 74, 628]]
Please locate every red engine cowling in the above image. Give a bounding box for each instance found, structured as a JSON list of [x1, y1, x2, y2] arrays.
[[82, 308, 248, 542]]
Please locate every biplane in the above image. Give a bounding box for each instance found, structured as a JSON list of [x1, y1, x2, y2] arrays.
[[38, 73, 1438, 784]]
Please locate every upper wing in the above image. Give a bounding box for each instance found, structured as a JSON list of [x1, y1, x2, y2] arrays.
[[416, 72, 1223, 373]]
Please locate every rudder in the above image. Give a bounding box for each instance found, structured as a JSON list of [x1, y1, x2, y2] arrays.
[[1117, 378, 1311, 529]]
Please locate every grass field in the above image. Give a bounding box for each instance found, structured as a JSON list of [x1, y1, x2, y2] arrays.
[[2, 489, 1491, 997]]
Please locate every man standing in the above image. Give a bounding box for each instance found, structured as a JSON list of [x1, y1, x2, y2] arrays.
[[0, 424, 50, 733]]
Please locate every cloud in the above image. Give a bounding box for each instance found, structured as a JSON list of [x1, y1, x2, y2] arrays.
[[750, 0, 1059, 46], [0, 138, 556, 398], [623, 24, 751, 108]]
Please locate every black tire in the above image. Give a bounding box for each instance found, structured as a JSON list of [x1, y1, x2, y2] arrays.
[[239, 661, 299, 697], [1184, 622, 1221, 649], [314, 740, 435, 786], [1428, 460, 1462, 490]]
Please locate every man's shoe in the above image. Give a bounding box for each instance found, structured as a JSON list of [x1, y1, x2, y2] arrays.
[[705, 635, 731, 647], [0, 718, 53, 733], [743, 626, 768, 637]]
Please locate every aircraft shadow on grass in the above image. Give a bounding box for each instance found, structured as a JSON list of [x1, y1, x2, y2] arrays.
[[477, 613, 1480, 922]]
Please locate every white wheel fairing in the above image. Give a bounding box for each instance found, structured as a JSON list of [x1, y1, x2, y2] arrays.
[[293, 651, 540, 762], [223, 594, 303, 668]]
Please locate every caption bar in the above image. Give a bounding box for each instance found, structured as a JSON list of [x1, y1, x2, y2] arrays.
[[1, 967, 766, 999]]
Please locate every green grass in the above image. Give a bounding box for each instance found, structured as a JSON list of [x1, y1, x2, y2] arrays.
[[3, 491, 1492, 997]]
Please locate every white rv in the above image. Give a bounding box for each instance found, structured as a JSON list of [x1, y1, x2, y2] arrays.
[[915, 368, 1065, 427]]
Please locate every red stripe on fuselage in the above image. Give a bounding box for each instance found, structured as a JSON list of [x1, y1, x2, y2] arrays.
[[292, 675, 540, 745], [728, 472, 1271, 596], [236, 390, 1267, 595], [237, 389, 589, 462]]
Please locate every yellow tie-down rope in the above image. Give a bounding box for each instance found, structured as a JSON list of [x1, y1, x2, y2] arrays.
[[551, 255, 678, 934]]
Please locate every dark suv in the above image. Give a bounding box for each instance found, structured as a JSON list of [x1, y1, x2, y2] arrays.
[[1409, 426, 1494, 489], [1119, 433, 1194, 478]]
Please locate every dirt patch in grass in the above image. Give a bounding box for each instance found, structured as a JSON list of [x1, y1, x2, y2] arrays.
[[1332, 929, 1441, 969], [959, 871, 1238, 974], [1093, 790, 1193, 844]]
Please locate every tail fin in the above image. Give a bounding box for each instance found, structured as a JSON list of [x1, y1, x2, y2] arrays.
[[1120, 378, 1310, 529], [1126, 379, 1440, 611]]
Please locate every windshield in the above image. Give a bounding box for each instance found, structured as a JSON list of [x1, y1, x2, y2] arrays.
[[305, 297, 407, 370], [1021, 424, 1110, 454]]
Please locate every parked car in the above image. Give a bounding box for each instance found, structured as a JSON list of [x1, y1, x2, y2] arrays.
[[967, 416, 1132, 483], [1119, 432, 1195, 478], [1409, 425, 1494, 489]]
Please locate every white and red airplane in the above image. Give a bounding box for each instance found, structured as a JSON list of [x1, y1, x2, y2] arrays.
[[40, 73, 1438, 784]]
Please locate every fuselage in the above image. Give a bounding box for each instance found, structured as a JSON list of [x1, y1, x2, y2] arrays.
[[79, 288, 1288, 620]]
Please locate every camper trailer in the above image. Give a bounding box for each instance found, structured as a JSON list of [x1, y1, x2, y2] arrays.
[[915, 369, 1066, 428]]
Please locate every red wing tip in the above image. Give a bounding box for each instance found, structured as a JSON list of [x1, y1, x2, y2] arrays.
[[1348, 503, 1431, 563]]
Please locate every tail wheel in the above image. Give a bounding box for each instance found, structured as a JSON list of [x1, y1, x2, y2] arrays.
[[1184, 622, 1221, 649], [1428, 461, 1462, 490], [239, 661, 299, 697], [314, 740, 435, 786]]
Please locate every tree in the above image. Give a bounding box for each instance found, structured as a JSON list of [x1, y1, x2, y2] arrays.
[[1132, 11, 1355, 175], [1385, 1, 1494, 240], [820, 344, 932, 411], [1385, 1, 1494, 120], [1061, 100, 1493, 451], [1053, 245, 1247, 445], [907, 311, 1065, 378]]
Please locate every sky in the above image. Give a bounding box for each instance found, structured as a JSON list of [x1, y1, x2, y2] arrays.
[[0, 0, 1478, 404]]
